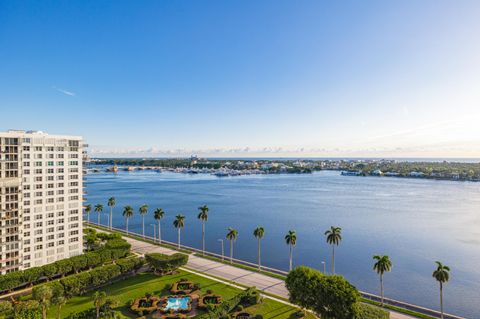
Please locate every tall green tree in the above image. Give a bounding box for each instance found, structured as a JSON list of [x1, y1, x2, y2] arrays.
[[32, 285, 52, 319], [226, 227, 238, 264], [94, 204, 103, 226], [107, 197, 116, 230], [197, 205, 209, 255], [173, 214, 186, 249], [433, 261, 450, 319], [325, 226, 342, 274], [373, 255, 392, 306], [84, 204, 92, 224], [253, 226, 265, 270], [123, 205, 134, 235], [285, 230, 297, 271], [153, 208, 165, 243], [93, 291, 107, 319], [139, 204, 149, 239]]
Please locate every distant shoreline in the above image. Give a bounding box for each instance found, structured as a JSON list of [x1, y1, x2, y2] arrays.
[[87, 157, 480, 182]]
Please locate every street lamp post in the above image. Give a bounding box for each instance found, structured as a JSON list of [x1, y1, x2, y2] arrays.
[[150, 224, 156, 242], [321, 261, 326, 274], [218, 239, 224, 261]]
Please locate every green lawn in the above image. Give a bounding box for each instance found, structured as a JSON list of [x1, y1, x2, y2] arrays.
[[47, 270, 314, 319]]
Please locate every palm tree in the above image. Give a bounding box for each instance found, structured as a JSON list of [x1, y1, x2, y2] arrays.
[[93, 291, 107, 319], [94, 204, 103, 226], [107, 197, 116, 230], [84, 204, 92, 224], [173, 214, 186, 249], [197, 205, 209, 255], [433, 261, 450, 319], [122, 205, 134, 234], [325, 226, 342, 274], [253, 226, 265, 270], [139, 204, 149, 239], [373, 255, 392, 306], [226, 227, 238, 264], [285, 230, 297, 271], [33, 285, 52, 319], [53, 295, 66, 319], [153, 208, 165, 243]]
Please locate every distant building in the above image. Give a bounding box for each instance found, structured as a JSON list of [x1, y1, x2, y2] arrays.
[[0, 130, 85, 274], [371, 169, 383, 176], [409, 171, 425, 177]]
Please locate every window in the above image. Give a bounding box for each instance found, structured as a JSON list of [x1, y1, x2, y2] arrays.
[[47, 161, 54, 166]]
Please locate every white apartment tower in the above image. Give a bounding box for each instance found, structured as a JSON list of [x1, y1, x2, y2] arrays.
[[0, 130, 85, 274]]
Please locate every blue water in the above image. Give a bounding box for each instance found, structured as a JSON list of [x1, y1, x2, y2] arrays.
[[85, 170, 480, 318], [163, 297, 191, 311]]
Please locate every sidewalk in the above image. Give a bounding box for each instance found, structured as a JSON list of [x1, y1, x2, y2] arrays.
[[120, 233, 413, 319]]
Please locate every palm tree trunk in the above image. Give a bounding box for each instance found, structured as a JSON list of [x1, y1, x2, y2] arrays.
[[230, 240, 233, 264], [142, 216, 145, 239], [202, 222, 205, 256], [380, 274, 384, 306], [96, 306, 100, 319], [257, 238, 261, 270], [56, 305, 62, 319], [158, 220, 161, 243], [178, 228, 181, 249], [126, 218, 129, 235], [440, 283, 444, 319], [332, 245, 335, 274], [87, 213, 90, 224], [42, 305, 46, 319], [289, 245, 293, 271], [98, 212, 100, 225], [110, 207, 113, 230]]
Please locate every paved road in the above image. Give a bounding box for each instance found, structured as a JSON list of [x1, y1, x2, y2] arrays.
[[122, 234, 413, 319]]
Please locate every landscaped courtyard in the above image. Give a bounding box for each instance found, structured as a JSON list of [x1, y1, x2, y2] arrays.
[[47, 270, 315, 319]]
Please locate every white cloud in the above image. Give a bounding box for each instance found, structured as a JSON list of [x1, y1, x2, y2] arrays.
[[52, 86, 76, 96]]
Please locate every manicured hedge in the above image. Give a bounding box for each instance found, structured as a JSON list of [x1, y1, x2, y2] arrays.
[[355, 303, 390, 319], [0, 238, 131, 293], [195, 288, 259, 319], [48, 257, 143, 297], [145, 253, 188, 274]]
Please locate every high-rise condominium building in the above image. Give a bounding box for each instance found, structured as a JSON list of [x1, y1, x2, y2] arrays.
[[0, 130, 85, 274]]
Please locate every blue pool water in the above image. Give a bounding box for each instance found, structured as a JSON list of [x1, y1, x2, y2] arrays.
[[163, 297, 191, 311], [85, 170, 480, 318]]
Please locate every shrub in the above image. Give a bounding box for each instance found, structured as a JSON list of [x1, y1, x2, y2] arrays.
[[0, 300, 13, 317], [286, 266, 360, 319], [22, 267, 43, 286], [85, 251, 102, 269], [70, 255, 88, 273], [355, 303, 390, 319], [145, 253, 188, 274], [0, 272, 23, 292], [41, 263, 58, 280], [0, 237, 131, 294], [54, 259, 73, 276], [13, 300, 41, 319]]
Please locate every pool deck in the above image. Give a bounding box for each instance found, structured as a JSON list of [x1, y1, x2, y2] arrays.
[[121, 234, 414, 319]]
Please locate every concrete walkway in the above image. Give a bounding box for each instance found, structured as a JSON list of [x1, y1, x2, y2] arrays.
[[121, 234, 413, 319]]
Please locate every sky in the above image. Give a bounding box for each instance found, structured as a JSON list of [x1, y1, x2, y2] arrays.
[[1, 0, 480, 158]]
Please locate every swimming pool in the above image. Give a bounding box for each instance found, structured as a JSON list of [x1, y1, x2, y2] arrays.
[[163, 296, 191, 311]]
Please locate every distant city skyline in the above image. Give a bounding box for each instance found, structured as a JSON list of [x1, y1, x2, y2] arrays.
[[1, 1, 480, 158]]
